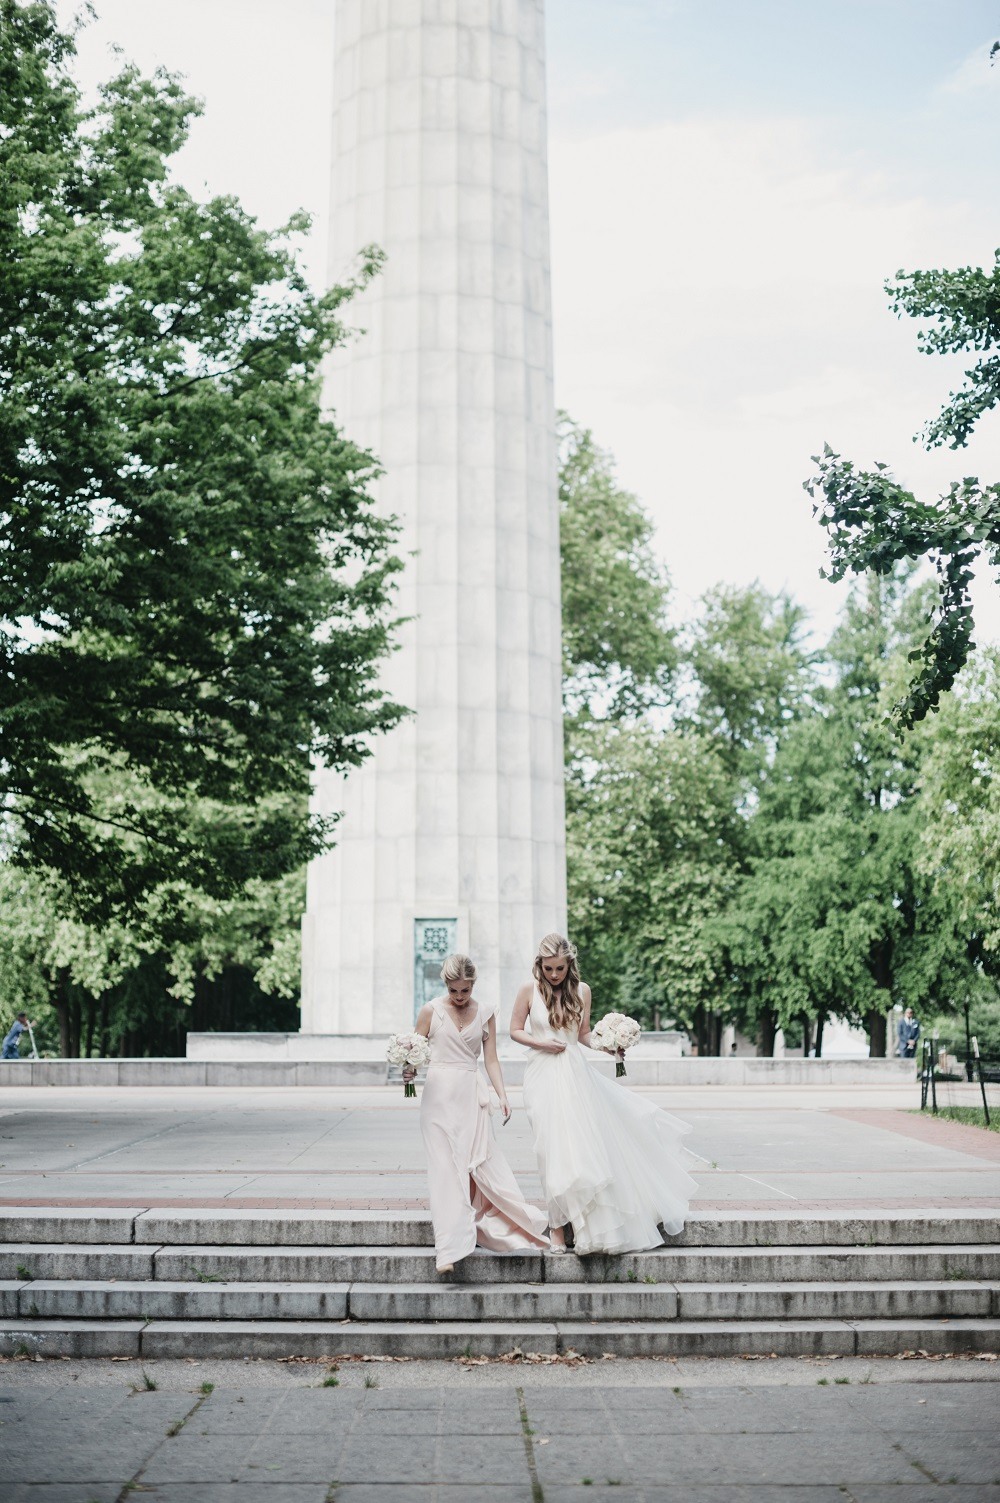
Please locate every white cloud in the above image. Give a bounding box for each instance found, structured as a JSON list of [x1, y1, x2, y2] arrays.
[[935, 39, 1000, 97], [549, 115, 1000, 643], [53, 3, 1000, 646]]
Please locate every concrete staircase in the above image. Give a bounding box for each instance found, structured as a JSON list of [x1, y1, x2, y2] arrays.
[[1, 1208, 998, 1359]]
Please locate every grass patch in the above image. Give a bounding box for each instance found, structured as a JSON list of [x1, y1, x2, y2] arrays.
[[322, 1375, 339, 1387], [363, 1374, 378, 1389], [16, 1264, 34, 1281], [199, 1382, 214, 1395], [186, 1265, 225, 1283], [932, 1106, 999, 1133]]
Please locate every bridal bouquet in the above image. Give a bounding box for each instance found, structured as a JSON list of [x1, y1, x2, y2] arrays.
[[387, 1032, 431, 1097], [591, 1012, 641, 1077]]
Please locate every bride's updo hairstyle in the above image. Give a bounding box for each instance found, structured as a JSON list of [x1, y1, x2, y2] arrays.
[[441, 953, 477, 984], [533, 933, 583, 1031]]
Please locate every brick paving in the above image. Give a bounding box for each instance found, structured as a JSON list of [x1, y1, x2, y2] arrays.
[[832, 1107, 1000, 1160]]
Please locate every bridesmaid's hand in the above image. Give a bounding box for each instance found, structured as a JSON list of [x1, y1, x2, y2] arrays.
[[535, 1039, 566, 1054], [402, 1066, 416, 1082], [499, 1098, 512, 1123]]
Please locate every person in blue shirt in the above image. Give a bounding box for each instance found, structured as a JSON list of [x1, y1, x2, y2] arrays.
[[897, 1007, 920, 1059], [1, 1013, 32, 1060]]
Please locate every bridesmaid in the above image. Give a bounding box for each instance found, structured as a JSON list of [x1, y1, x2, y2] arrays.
[[404, 953, 549, 1275]]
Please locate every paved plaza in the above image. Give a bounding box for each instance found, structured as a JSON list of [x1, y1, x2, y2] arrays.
[[2, 1356, 999, 1501], [1, 1080, 997, 1497], [0, 1080, 996, 1213]]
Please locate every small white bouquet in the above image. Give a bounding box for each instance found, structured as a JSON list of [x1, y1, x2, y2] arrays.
[[387, 1032, 431, 1098], [590, 1012, 641, 1077]]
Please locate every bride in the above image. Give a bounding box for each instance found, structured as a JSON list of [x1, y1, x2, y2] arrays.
[[510, 932, 696, 1255]]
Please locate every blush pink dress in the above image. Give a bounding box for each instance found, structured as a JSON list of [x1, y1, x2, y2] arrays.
[[420, 996, 549, 1268]]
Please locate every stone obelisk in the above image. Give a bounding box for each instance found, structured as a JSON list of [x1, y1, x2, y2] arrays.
[[300, 0, 566, 1034]]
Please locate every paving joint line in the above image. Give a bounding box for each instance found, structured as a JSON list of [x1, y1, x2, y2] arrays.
[[285, 1108, 358, 1169], [64, 1115, 204, 1174], [113, 1385, 208, 1503], [893, 1438, 943, 1486], [516, 1384, 544, 1503]]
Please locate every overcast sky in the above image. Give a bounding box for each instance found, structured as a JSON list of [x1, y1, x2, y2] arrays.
[[58, 0, 1000, 647]]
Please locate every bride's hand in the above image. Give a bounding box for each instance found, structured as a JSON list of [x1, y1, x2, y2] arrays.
[[535, 1039, 566, 1054]]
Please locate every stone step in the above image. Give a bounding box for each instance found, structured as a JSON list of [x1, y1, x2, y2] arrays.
[[3, 1207, 997, 1248], [544, 1244, 1000, 1284], [152, 1245, 546, 1285], [0, 1245, 157, 1282], [347, 1280, 1000, 1323], [4, 1277, 996, 1323], [2, 1280, 350, 1321], [1, 1315, 997, 1361], [3, 1242, 998, 1285]]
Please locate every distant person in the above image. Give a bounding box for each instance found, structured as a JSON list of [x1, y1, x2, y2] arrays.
[[898, 1008, 920, 1059], [2, 1013, 32, 1060]]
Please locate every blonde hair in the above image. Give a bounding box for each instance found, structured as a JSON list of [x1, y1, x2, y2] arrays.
[[440, 953, 477, 985], [533, 933, 583, 1031]]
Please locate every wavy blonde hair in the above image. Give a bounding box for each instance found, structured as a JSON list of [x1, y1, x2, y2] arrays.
[[533, 933, 583, 1031], [440, 953, 477, 984]]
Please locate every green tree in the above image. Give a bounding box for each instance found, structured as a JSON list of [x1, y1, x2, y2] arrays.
[[558, 416, 676, 722], [806, 251, 1000, 728], [566, 720, 740, 1030], [684, 582, 815, 786], [0, 1, 403, 913], [718, 569, 981, 1056], [0, 857, 303, 1057], [918, 648, 1000, 967]]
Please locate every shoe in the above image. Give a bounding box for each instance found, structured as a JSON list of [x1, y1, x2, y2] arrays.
[[435, 1262, 454, 1275], [545, 1243, 567, 1256]]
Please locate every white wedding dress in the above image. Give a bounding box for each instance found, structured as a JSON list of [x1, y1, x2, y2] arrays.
[[521, 986, 697, 1254]]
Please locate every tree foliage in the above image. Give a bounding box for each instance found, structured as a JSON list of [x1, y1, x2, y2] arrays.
[[566, 720, 740, 1022], [559, 416, 676, 721], [684, 582, 814, 785], [715, 568, 984, 1055], [806, 250, 1000, 728], [0, 1, 403, 913], [917, 648, 1000, 964], [559, 405, 994, 1055]]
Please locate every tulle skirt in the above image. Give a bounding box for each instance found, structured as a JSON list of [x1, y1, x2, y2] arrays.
[[523, 1043, 697, 1255]]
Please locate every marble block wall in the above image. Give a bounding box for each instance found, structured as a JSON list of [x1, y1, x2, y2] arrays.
[[301, 0, 567, 1033]]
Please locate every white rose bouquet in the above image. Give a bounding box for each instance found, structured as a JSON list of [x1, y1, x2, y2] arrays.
[[590, 1012, 641, 1077], [387, 1032, 431, 1098]]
